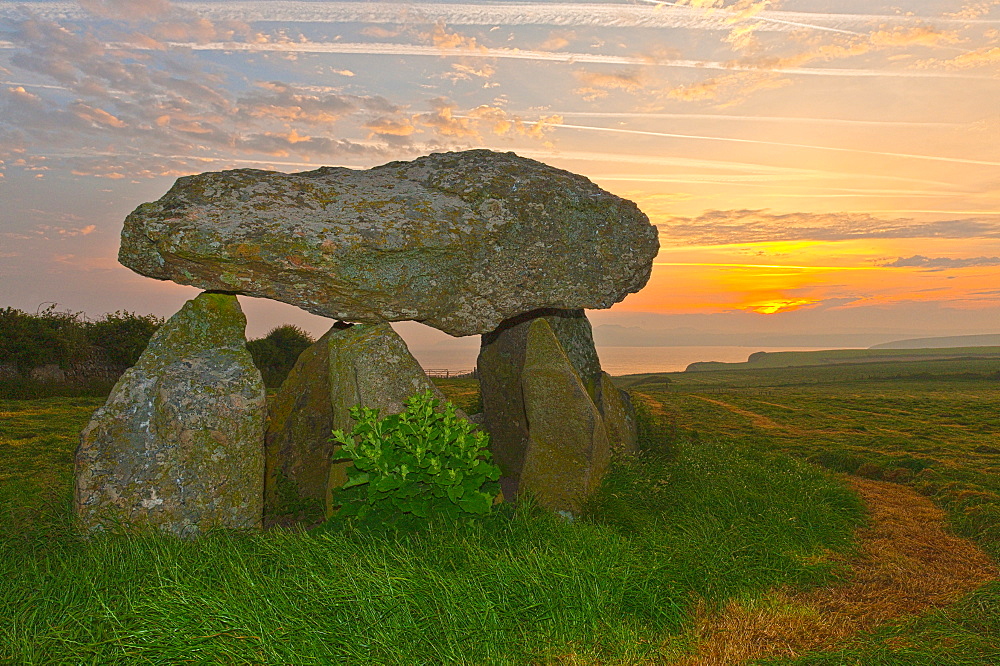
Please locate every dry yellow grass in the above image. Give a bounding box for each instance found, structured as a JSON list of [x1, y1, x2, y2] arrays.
[[675, 477, 999, 665], [689, 396, 795, 432]]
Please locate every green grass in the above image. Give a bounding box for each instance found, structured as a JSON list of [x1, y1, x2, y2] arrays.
[[618, 355, 1000, 665], [0, 396, 862, 664]]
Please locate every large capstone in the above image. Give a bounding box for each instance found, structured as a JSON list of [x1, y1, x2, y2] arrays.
[[119, 150, 659, 337], [478, 309, 636, 511], [74, 292, 266, 539], [264, 321, 464, 529]]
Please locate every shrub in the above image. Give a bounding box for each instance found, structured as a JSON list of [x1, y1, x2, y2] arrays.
[[84, 310, 163, 367], [0, 305, 90, 371], [246, 324, 314, 388], [329, 390, 501, 529]]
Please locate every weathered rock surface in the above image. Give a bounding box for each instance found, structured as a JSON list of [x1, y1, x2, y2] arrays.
[[119, 149, 659, 337], [477, 308, 635, 509], [519, 318, 611, 513], [596, 372, 638, 457], [74, 292, 266, 539], [264, 321, 460, 528]]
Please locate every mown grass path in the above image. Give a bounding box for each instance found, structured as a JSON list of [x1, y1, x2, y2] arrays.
[[678, 477, 999, 664]]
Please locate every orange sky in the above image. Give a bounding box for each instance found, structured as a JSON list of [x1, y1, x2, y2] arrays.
[[1, 0, 998, 343]]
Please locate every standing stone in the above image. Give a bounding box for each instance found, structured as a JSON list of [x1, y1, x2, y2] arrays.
[[596, 372, 638, 456], [264, 322, 460, 529], [74, 292, 265, 539], [118, 149, 659, 336], [519, 318, 611, 513], [478, 309, 635, 510]]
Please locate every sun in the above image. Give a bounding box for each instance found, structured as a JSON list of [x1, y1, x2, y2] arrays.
[[747, 299, 819, 315]]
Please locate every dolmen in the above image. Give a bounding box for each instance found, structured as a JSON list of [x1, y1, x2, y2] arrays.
[[75, 149, 659, 538]]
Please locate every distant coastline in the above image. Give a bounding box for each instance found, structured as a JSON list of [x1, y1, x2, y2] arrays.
[[869, 334, 1000, 350]]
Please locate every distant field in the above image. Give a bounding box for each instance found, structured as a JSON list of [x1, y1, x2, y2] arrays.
[[680, 345, 1000, 372], [614, 352, 1000, 563]]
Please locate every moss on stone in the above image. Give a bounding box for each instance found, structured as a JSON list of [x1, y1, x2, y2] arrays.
[[75, 292, 266, 540]]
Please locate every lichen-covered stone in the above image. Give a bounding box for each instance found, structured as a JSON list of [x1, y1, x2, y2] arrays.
[[596, 372, 638, 456], [119, 149, 659, 337], [478, 309, 628, 507], [74, 292, 265, 539], [264, 321, 459, 528], [262, 323, 344, 530], [519, 318, 611, 513]]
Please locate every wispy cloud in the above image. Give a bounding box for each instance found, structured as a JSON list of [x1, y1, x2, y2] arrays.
[[548, 122, 1000, 167], [10, 2, 982, 32], [573, 69, 646, 100], [946, 0, 1000, 20], [3, 39, 983, 80], [658, 210, 1000, 245], [880, 255, 1000, 269]]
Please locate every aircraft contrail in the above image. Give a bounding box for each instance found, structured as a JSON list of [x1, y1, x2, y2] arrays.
[[0, 40, 980, 80], [1, 1, 992, 30], [548, 122, 1000, 167], [636, 0, 865, 36]]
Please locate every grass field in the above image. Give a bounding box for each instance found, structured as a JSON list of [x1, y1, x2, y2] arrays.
[[0, 351, 997, 664], [683, 345, 1000, 372], [616, 352, 1000, 664]]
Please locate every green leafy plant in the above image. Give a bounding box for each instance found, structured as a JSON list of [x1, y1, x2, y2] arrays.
[[330, 390, 501, 527]]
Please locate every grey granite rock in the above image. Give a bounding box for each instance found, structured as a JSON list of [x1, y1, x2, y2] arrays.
[[74, 292, 266, 539], [477, 308, 632, 506], [264, 321, 462, 529], [119, 150, 658, 336], [518, 318, 611, 513]]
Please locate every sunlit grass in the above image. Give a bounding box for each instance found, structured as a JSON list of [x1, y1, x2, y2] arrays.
[[617, 359, 1000, 665], [0, 397, 862, 664]]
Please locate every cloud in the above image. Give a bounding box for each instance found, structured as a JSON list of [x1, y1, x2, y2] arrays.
[[573, 70, 646, 100], [423, 21, 486, 52], [77, 0, 173, 21], [868, 25, 962, 48], [5, 84, 42, 105], [547, 122, 1000, 167], [946, 1, 1000, 20], [538, 31, 574, 51], [658, 210, 1000, 245], [233, 132, 375, 158], [71, 102, 127, 128], [443, 62, 496, 83], [236, 82, 375, 125], [5, 2, 985, 34], [413, 98, 480, 139], [465, 106, 563, 140], [364, 116, 417, 138], [942, 46, 1000, 69], [880, 255, 1000, 269], [665, 70, 789, 104]]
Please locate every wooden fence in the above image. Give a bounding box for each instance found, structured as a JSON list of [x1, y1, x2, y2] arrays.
[[424, 368, 477, 379]]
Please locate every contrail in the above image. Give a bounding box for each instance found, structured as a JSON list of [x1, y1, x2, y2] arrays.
[[549, 122, 1000, 167], [653, 262, 876, 271], [1, 1, 993, 30], [636, 0, 865, 36], [555, 111, 963, 127], [0, 40, 979, 79]]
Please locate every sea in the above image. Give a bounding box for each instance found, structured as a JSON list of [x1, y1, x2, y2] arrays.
[[408, 345, 833, 376]]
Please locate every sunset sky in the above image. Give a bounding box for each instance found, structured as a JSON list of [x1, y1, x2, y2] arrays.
[[1, 0, 998, 355]]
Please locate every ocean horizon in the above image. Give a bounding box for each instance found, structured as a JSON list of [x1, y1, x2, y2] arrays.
[[408, 344, 841, 377]]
